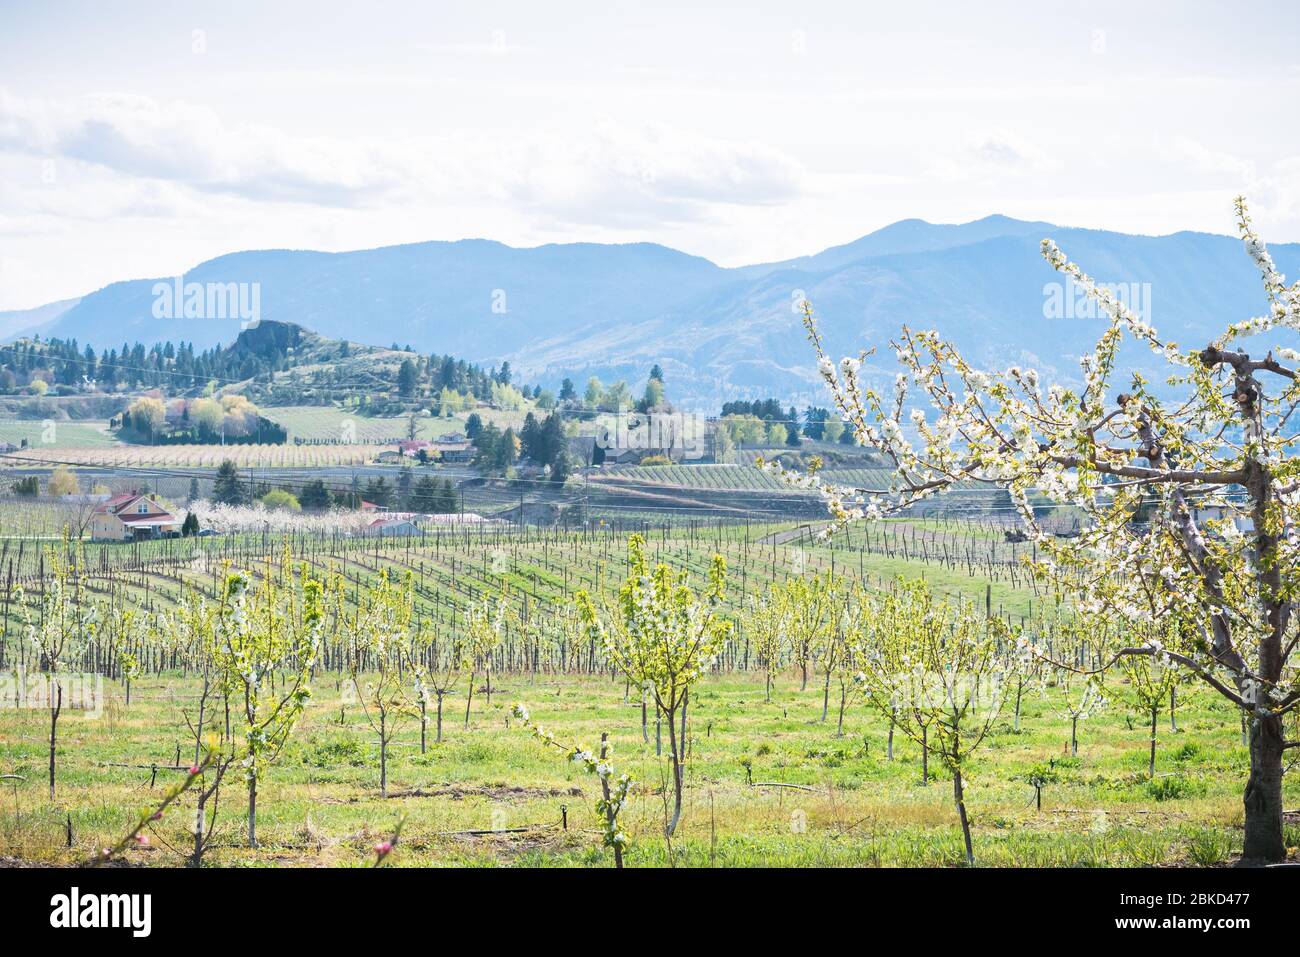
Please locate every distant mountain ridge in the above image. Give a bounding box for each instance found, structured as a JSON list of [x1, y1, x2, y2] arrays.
[[0, 296, 81, 342], [12, 216, 1300, 408]]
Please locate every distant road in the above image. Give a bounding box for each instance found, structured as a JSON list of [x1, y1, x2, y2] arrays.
[[756, 523, 830, 546]]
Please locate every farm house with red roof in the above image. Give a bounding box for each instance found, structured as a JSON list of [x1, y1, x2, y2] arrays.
[[90, 493, 181, 542]]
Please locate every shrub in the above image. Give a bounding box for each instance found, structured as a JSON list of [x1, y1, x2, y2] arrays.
[[48, 465, 79, 497], [1172, 742, 1203, 763], [1186, 829, 1233, 866], [260, 489, 301, 512], [1146, 775, 1204, 802]]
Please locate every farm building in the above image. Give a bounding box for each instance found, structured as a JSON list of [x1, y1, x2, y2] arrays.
[[90, 493, 181, 541], [361, 517, 423, 537], [432, 439, 474, 463]]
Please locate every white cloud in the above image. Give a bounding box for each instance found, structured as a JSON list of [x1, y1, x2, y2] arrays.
[[928, 129, 1059, 184], [500, 120, 805, 227], [1170, 138, 1257, 182], [1247, 157, 1300, 230], [0, 90, 405, 206], [0, 88, 804, 229], [1165, 140, 1300, 231]]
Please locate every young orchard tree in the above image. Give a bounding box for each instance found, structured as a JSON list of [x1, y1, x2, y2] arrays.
[[211, 562, 324, 847], [771, 197, 1300, 863], [403, 623, 435, 752], [17, 553, 98, 800], [1120, 620, 1187, 780], [778, 572, 838, 692], [577, 534, 729, 837], [463, 593, 511, 727], [856, 582, 933, 783], [511, 703, 632, 868], [103, 604, 142, 707], [1008, 618, 1054, 733], [176, 655, 236, 867], [813, 576, 852, 723], [346, 570, 417, 797], [410, 626, 467, 745], [1052, 616, 1110, 757], [831, 584, 872, 737], [744, 589, 791, 703], [853, 578, 1018, 865], [531, 606, 581, 676], [1058, 671, 1107, 759], [174, 595, 216, 686], [87, 749, 222, 867]]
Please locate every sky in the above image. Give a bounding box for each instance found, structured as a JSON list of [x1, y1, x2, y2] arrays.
[[1, 0, 1298, 310]]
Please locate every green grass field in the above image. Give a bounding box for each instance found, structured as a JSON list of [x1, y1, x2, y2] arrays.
[[0, 671, 1286, 867], [0, 516, 1285, 869], [0, 420, 120, 449]]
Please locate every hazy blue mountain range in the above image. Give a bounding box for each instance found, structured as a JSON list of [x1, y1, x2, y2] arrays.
[[12, 217, 1300, 408], [0, 296, 81, 342]]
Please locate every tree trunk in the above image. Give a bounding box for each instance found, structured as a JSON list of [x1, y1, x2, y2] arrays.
[[379, 710, 388, 798], [921, 725, 929, 785], [436, 693, 444, 743], [680, 689, 688, 755], [192, 787, 209, 868], [664, 705, 684, 837], [247, 771, 258, 848], [48, 682, 62, 801], [598, 733, 623, 869], [953, 766, 974, 866], [192, 811, 204, 868], [1148, 707, 1158, 780], [1241, 713, 1285, 863]]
